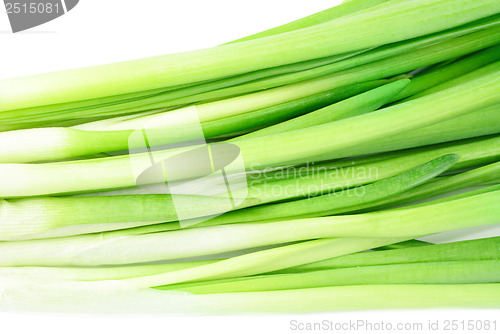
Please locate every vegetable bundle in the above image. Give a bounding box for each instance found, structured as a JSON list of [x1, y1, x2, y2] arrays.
[[0, 0, 499, 314]]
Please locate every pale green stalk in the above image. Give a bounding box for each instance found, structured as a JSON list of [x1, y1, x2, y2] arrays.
[[46, 134, 500, 203], [2, 280, 499, 314], [0, 154, 455, 241], [418, 184, 500, 206], [332, 104, 500, 158], [56, 136, 500, 238], [297, 105, 499, 170], [200, 80, 386, 138], [1, 8, 498, 131], [0, 195, 258, 241], [74, 24, 500, 132], [232, 136, 499, 203], [116, 191, 500, 288], [0, 228, 403, 268], [0, 86, 181, 127], [162, 260, 500, 294], [389, 44, 500, 102], [0, 190, 497, 268], [407, 50, 500, 101], [0, 260, 215, 281], [194, 154, 458, 226], [344, 161, 500, 213], [0, 16, 494, 135], [1, 0, 496, 111], [0, 0, 391, 125], [115, 17, 500, 114], [375, 239, 431, 250], [189, 148, 498, 227], [237, 62, 500, 169], [0, 51, 363, 127], [221, 106, 500, 174], [236, 79, 409, 140], [0, 81, 385, 163], [281, 236, 500, 273], [122, 237, 407, 287], [1, 62, 499, 198]]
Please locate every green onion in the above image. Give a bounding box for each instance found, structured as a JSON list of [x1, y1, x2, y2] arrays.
[[1, 0, 497, 111], [280, 236, 500, 273], [238, 62, 500, 169], [0, 80, 389, 163], [327, 104, 500, 158], [33, 133, 496, 239], [120, 237, 408, 287], [2, 280, 499, 314], [73, 24, 500, 132], [0, 260, 215, 281], [200, 80, 387, 138], [236, 79, 409, 140], [0, 1, 499, 314], [2, 61, 499, 198], [0, 189, 497, 268], [374, 239, 432, 250], [348, 161, 500, 213], [239, 106, 499, 172], [161, 20, 500, 111], [0, 19, 487, 134], [0, 195, 258, 241], [194, 154, 457, 226], [115, 188, 500, 287], [162, 260, 500, 294], [0, 52, 365, 129], [233, 135, 499, 203], [0, 0, 397, 126], [389, 44, 500, 102]]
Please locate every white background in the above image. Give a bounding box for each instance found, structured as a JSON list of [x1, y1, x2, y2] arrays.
[[0, 0, 341, 79], [0, 1, 499, 333]]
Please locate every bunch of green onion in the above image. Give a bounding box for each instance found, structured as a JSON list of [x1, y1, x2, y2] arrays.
[[0, 0, 499, 314]]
